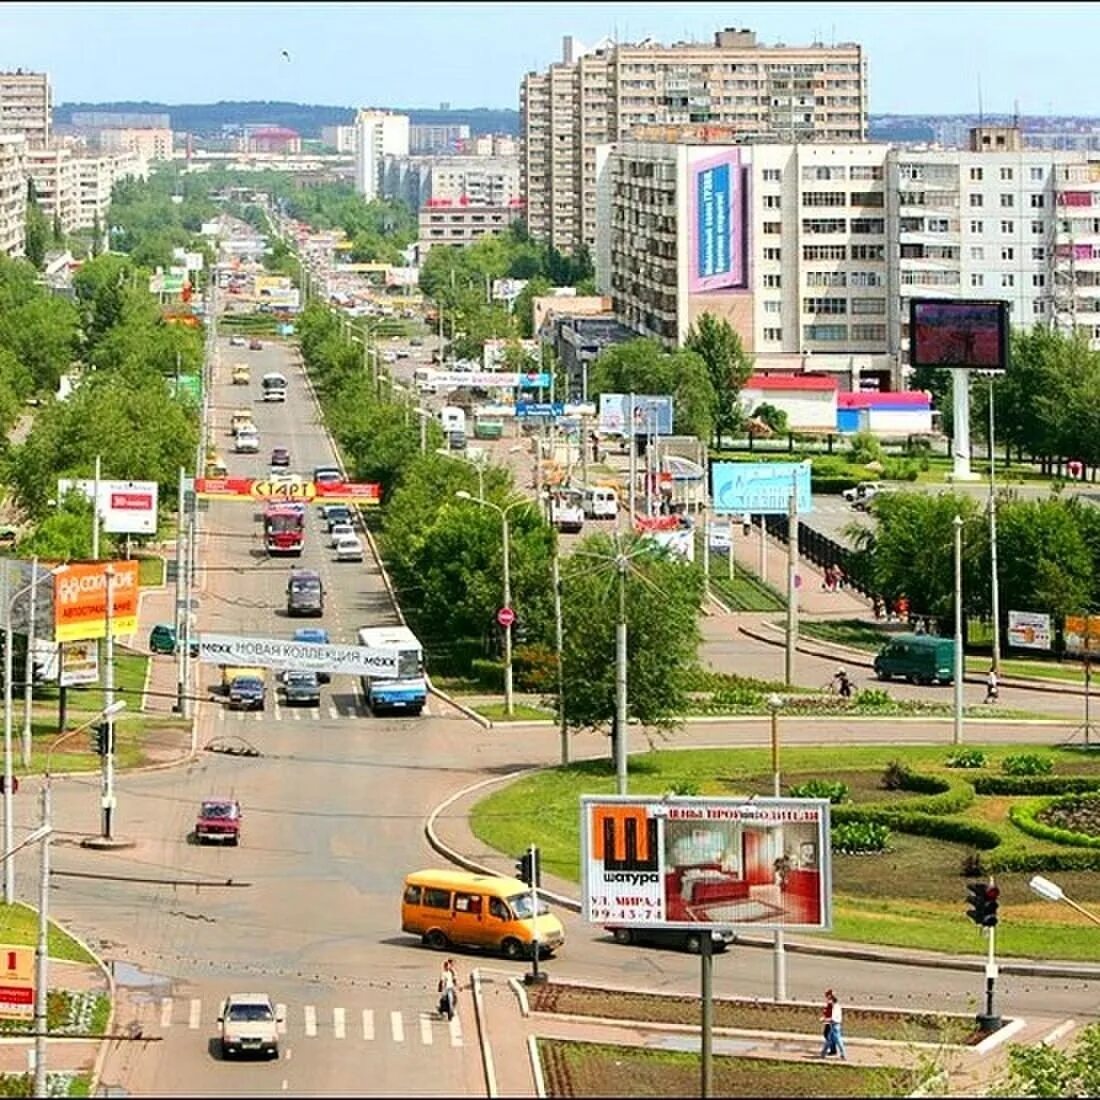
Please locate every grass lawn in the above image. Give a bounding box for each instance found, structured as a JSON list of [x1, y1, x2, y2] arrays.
[[470, 744, 1100, 961], [707, 561, 786, 612], [136, 555, 165, 587], [0, 903, 94, 964], [475, 702, 556, 721]]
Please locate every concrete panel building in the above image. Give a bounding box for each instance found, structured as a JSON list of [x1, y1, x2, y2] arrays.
[[382, 154, 520, 209], [0, 70, 51, 149], [417, 200, 523, 253], [321, 124, 358, 153], [410, 123, 470, 154], [99, 127, 174, 161], [0, 133, 27, 256], [354, 109, 409, 201], [26, 146, 146, 233], [521, 28, 868, 256]]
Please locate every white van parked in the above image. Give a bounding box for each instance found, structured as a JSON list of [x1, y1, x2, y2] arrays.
[[583, 486, 618, 520], [439, 406, 466, 435]]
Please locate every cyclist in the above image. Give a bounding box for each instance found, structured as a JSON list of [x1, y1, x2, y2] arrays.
[[833, 668, 853, 699]]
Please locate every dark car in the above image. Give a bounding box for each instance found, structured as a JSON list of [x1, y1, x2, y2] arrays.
[[283, 669, 322, 707], [195, 799, 241, 845], [292, 627, 331, 683], [323, 505, 352, 531], [228, 673, 266, 710], [605, 925, 735, 955], [270, 446, 291, 468], [148, 623, 199, 658], [248, 338, 263, 351]]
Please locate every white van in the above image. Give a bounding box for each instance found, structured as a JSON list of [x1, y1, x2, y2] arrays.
[[261, 372, 288, 403], [235, 428, 260, 454], [440, 406, 466, 435], [583, 486, 618, 520]]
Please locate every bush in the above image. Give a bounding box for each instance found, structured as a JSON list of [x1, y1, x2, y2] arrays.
[[788, 779, 850, 804], [881, 457, 920, 481], [1002, 753, 1055, 777], [854, 688, 891, 708], [882, 760, 910, 791], [469, 658, 505, 692], [847, 431, 884, 466], [945, 748, 987, 769], [987, 846, 1100, 873], [833, 806, 1001, 849], [832, 820, 890, 854], [513, 643, 558, 694], [973, 775, 1100, 796]]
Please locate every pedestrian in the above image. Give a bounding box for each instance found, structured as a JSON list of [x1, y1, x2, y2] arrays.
[[818, 990, 835, 1057], [438, 958, 458, 1021], [984, 666, 999, 704], [873, 595, 885, 620], [825, 990, 847, 1059]]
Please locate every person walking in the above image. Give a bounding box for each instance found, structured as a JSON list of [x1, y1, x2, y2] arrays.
[[438, 958, 458, 1021], [828, 990, 847, 1059], [984, 666, 999, 705], [818, 990, 835, 1057]]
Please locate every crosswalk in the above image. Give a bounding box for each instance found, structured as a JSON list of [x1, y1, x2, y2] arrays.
[[157, 998, 463, 1047], [214, 701, 431, 722]]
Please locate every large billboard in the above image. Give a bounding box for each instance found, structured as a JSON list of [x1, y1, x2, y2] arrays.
[[1064, 615, 1100, 656], [193, 477, 381, 505], [711, 461, 813, 515], [1007, 611, 1052, 652], [427, 370, 551, 390], [580, 796, 832, 932], [908, 298, 1009, 371], [689, 150, 747, 293], [598, 394, 674, 437], [197, 633, 398, 677], [57, 479, 159, 535], [54, 561, 140, 643]]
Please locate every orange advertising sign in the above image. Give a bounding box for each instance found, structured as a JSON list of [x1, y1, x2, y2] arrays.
[[194, 477, 381, 506], [54, 561, 140, 642]]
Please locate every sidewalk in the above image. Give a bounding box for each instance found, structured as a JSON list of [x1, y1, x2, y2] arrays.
[[132, 552, 183, 716]]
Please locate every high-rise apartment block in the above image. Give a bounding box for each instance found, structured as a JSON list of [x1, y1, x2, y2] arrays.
[[410, 123, 470, 154], [354, 110, 410, 201], [98, 127, 174, 161], [381, 155, 520, 209], [26, 145, 146, 234], [0, 133, 27, 256], [320, 124, 358, 153], [0, 70, 51, 150], [522, 28, 868, 256]]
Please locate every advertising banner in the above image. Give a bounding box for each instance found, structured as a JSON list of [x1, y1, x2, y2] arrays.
[[57, 479, 159, 535], [427, 370, 550, 390], [0, 945, 34, 1018], [197, 633, 398, 677], [30, 639, 99, 686], [689, 150, 747, 293], [580, 796, 832, 932], [598, 394, 674, 437], [193, 477, 381, 506], [54, 561, 140, 643], [1064, 615, 1100, 656], [635, 517, 696, 563], [515, 402, 564, 420], [1007, 611, 1053, 651], [908, 298, 1009, 371], [711, 461, 813, 516]]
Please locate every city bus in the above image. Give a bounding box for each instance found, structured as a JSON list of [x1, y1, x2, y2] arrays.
[[261, 372, 288, 402], [263, 503, 305, 556], [356, 625, 426, 716]]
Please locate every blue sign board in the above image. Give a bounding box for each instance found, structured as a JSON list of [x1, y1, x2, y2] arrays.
[[711, 462, 813, 516], [598, 394, 674, 437], [517, 372, 552, 389], [516, 402, 564, 420], [697, 162, 731, 281]]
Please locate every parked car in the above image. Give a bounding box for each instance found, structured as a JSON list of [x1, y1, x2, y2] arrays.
[[148, 623, 199, 658], [334, 534, 364, 562], [195, 798, 241, 845], [270, 446, 291, 468], [329, 521, 356, 548], [248, 338, 263, 351], [229, 335, 247, 348], [283, 669, 322, 707], [604, 925, 734, 954], [292, 628, 330, 683], [217, 992, 283, 1059], [843, 481, 884, 509]]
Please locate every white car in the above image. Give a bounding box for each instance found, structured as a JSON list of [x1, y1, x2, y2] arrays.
[[217, 992, 283, 1059], [234, 430, 260, 454], [329, 522, 356, 547], [228, 335, 247, 348], [334, 535, 364, 562]]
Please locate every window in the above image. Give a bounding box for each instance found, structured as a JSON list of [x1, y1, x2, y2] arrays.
[[764, 273, 782, 288], [488, 898, 510, 920], [803, 323, 848, 341], [1000, 220, 1015, 233], [1000, 167, 1014, 181], [851, 323, 886, 341], [763, 247, 782, 261], [1030, 166, 1044, 182], [403, 885, 422, 905], [454, 893, 482, 914], [763, 220, 782, 234], [763, 194, 783, 209], [851, 217, 885, 234], [422, 887, 452, 909], [803, 297, 847, 314], [762, 168, 782, 182], [802, 218, 846, 234], [970, 167, 984, 181], [803, 244, 847, 260], [850, 165, 883, 180], [1032, 300, 1045, 316], [763, 299, 782, 313], [763, 327, 783, 341], [1033, 273, 1046, 287], [1001, 246, 1015, 260], [1031, 219, 1045, 234], [1030, 193, 1045, 208], [803, 191, 846, 206], [849, 271, 883, 287], [1001, 273, 1015, 287], [1000, 193, 1015, 208], [970, 219, 985, 233], [850, 191, 884, 207], [969, 193, 984, 208], [850, 244, 884, 260], [1032, 246, 1046, 260], [970, 246, 985, 260], [971, 273, 984, 287], [806, 272, 847, 288], [851, 298, 886, 314]]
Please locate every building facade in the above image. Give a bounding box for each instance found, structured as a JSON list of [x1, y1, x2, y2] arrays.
[[0, 70, 51, 149], [522, 28, 868, 256], [320, 124, 358, 153], [0, 133, 26, 256], [99, 127, 174, 161], [382, 154, 520, 209], [354, 110, 409, 200], [417, 200, 524, 253], [410, 123, 470, 154], [26, 146, 146, 233]]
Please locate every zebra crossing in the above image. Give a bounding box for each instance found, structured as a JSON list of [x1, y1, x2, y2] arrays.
[[213, 701, 431, 722], [156, 998, 463, 1046]]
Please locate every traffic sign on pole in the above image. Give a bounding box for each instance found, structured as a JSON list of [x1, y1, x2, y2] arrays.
[[497, 607, 516, 629]]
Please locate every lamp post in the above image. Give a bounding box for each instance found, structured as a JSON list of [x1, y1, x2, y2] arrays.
[[1028, 874, 1100, 926], [987, 377, 1002, 675], [438, 448, 486, 499], [454, 492, 535, 716], [3, 562, 67, 905], [766, 693, 787, 1003], [953, 514, 965, 745]]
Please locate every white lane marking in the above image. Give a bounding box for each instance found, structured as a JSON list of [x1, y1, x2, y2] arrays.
[[304, 1004, 317, 1037], [282, 1081, 288, 1091], [449, 1014, 463, 1047], [274, 703, 282, 721], [362, 1009, 374, 1040], [333, 1006, 345, 1039], [276, 1003, 287, 1035], [327, 706, 339, 720], [254, 709, 263, 721], [159, 997, 172, 1028], [285, 1047, 292, 1060], [217, 708, 225, 722], [391, 1011, 404, 1043], [188, 998, 201, 1030], [310, 708, 320, 720], [420, 1014, 433, 1045]]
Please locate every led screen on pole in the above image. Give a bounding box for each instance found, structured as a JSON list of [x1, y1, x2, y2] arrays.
[[909, 298, 1009, 371]]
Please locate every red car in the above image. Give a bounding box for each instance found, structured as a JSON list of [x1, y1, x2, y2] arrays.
[[195, 799, 241, 845], [248, 338, 263, 351]]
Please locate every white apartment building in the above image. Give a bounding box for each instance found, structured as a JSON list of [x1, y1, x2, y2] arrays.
[[26, 146, 146, 233], [0, 70, 51, 149], [522, 28, 868, 256], [464, 134, 517, 157], [417, 202, 521, 253], [382, 154, 520, 209], [354, 110, 409, 200], [320, 124, 357, 153], [0, 133, 27, 256], [410, 123, 470, 154], [99, 127, 173, 161]]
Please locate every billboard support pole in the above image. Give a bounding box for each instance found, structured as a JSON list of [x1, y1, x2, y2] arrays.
[[21, 557, 38, 767], [615, 553, 628, 796], [784, 478, 799, 687], [91, 454, 101, 562], [174, 467, 186, 716], [988, 376, 1002, 676], [759, 518, 766, 584], [953, 515, 965, 745], [700, 933, 714, 1099]]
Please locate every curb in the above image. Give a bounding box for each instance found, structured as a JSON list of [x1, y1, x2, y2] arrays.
[[471, 968, 497, 1099]]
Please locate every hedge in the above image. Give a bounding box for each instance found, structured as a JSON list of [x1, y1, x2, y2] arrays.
[[986, 846, 1100, 873], [972, 775, 1100, 796], [832, 806, 1001, 849], [865, 769, 975, 816], [1008, 796, 1100, 850]]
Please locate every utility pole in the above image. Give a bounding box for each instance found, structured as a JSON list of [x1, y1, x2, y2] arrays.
[[615, 551, 628, 795], [32, 781, 50, 1099], [102, 566, 116, 839], [785, 473, 800, 687], [174, 466, 186, 715], [22, 557, 38, 767], [91, 454, 102, 561], [552, 545, 567, 765], [953, 514, 965, 745], [988, 378, 1002, 675]]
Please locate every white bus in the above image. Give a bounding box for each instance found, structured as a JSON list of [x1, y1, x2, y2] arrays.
[[356, 625, 426, 716], [262, 372, 288, 402]]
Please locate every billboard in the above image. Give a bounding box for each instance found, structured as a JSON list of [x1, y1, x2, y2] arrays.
[[0, 945, 34, 1018], [0, 559, 55, 635], [53, 561, 140, 643], [1007, 611, 1053, 652], [598, 394, 674, 437], [580, 796, 832, 932], [711, 461, 813, 515], [193, 477, 381, 506], [1064, 615, 1100, 656], [57, 479, 159, 535], [31, 639, 99, 686], [427, 370, 550, 390], [689, 150, 747, 293], [197, 633, 398, 677], [908, 298, 1010, 371]]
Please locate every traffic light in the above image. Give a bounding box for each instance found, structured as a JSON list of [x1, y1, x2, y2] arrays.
[[515, 847, 540, 887], [91, 722, 112, 757], [966, 881, 1000, 927]]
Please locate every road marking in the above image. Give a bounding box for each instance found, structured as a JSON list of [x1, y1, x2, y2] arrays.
[[449, 1015, 463, 1047], [328, 706, 339, 720], [333, 1006, 345, 1039], [254, 710, 263, 721], [304, 1004, 317, 1037], [274, 703, 282, 721], [276, 1003, 287, 1035], [419, 1014, 433, 1045], [310, 708, 320, 719], [391, 1010, 404, 1043], [159, 997, 172, 1028], [188, 998, 201, 1030], [362, 1009, 374, 1040]]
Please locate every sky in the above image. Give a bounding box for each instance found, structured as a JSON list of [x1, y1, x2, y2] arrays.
[[3, 1, 1099, 116]]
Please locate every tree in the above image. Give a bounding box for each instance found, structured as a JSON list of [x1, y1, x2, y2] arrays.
[[1001, 1021, 1100, 1098], [0, 295, 80, 396], [15, 493, 106, 561], [684, 313, 753, 447], [23, 192, 50, 270], [751, 402, 789, 436]]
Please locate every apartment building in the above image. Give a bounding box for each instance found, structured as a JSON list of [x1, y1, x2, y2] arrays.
[[0, 70, 51, 149], [354, 110, 409, 200], [381, 154, 520, 209], [522, 28, 868, 256], [0, 133, 27, 256], [320, 124, 358, 153], [417, 201, 523, 253], [99, 127, 174, 161], [462, 134, 518, 157], [26, 145, 146, 233], [410, 123, 470, 154]]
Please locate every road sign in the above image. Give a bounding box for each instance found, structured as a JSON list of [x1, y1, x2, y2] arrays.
[[515, 402, 564, 420], [497, 607, 516, 628], [0, 946, 33, 1017]]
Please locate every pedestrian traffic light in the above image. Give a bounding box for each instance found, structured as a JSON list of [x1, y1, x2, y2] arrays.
[[515, 847, 540, 887], [966, 881, 1000, 927]]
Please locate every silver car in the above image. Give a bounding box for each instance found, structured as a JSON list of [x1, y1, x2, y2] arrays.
[[283, 670, 321, 707]]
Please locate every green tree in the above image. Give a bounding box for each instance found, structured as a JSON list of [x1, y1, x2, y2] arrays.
[[0, 295, 80, 395], [684, 313, 753, 447], [750, 402, 789, 436], [15, 493, 106, 561], [1001, 1021, 1100, 1098]]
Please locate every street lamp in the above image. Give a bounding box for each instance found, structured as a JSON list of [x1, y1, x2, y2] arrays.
[[438, 448, 487, 499], [454, 492, 535, 716], [1028, 874, 1100, 926], [953, 514, 964, 745], [765, 693, 787, 1003], [3, 562, 67, 905]]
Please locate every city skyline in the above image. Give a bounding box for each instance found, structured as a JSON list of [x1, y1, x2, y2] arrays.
[[4, 1, 1100, 117]]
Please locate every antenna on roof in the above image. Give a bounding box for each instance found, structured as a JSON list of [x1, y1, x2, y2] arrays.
[[977, 74, 984, 128]]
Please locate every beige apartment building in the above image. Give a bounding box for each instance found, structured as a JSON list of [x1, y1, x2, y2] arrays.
[[99, 127, 174, 161], [26, 145, 146, 233], [417, 201, 523, 254], [0, 133, 27, 256], [0, 70, 51, 149], [522, 28, 867, 256]]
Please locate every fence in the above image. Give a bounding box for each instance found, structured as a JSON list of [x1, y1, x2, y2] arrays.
[[760, 515, 876, 600]]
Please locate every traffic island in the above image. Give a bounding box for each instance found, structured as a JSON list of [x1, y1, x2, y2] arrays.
[[79, 836, 138, 852]]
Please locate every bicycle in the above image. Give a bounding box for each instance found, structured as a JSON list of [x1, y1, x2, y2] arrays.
[[821, 677, 855, 700]]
